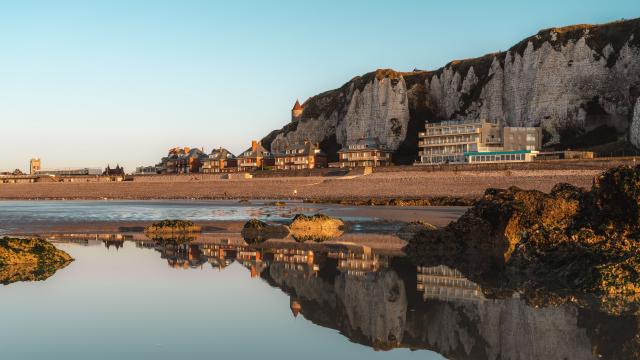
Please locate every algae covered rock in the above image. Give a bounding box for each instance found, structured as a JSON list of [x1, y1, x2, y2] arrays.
[[144, 220, 201, 234], [289, 214, 344, 242], [241, 219, 289, 243], [405, 166, 640, 314], [0, 237, 73, 285]]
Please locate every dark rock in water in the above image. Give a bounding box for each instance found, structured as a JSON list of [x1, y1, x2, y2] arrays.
[[0, 237, 73, 285], [405, 166, 640, 314], [396, 221, 438, 241], [289, 214, 344, 242], [241, 219, 289, 243]]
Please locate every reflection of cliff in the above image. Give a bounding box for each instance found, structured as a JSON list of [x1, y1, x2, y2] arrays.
[[262, 260, 638, 359]]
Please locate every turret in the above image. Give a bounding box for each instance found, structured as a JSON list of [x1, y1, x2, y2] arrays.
[[291, 100, 303, 122]]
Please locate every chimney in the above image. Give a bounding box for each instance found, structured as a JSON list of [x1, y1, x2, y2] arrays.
[[252, 140, 258, 152]]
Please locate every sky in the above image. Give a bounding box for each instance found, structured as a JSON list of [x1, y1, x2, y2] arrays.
[[0, 0, 638, 172]]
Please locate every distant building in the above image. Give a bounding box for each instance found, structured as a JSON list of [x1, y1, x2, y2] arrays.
[[103, 164, 125, 176], [157, 147, 208, 174], [274, 141, 327, 170], [337, 138, 393, 168], [291, 100, 303, 122], [30, 158, 41, 175], [535, 150, 595, 161], [35, 168, 102, 176], [201, 148, 237, 173], [134, 166, 158, 175], [417, 119, 541, 165], [236, 141, 274, 171]]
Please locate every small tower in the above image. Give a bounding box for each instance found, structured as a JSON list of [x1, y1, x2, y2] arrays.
[[30, 158, 41, 175], [291, 100, 303, 122]]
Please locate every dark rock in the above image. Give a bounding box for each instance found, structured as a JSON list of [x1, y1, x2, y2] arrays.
[[405, 166, 640, 314], [241, 219, 289, 243]]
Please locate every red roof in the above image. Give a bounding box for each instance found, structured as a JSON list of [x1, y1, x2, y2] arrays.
[[292, 100, 303, 111]]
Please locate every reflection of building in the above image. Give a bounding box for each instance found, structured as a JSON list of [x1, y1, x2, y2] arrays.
[[273, 248, 319, 277], [418, 119, 541, 165], [337, 138, 393, 168], [158, 242, 206, 269], [416, 265, 484, 301], [290, 299, 302, 318], [327, 245, 387, 276]]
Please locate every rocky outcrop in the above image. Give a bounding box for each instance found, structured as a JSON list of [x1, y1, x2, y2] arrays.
[[144, 220, 201, 234], [0, 237, 73, 285], [241, 219, 289, 243], [289, 214, 344, 242], [263, 19, 640, 163], [406, 166, 640, 313]]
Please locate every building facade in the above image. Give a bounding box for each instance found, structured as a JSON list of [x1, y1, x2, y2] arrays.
[[236, 141, 274, 172], [201, 148, 236, 173], [274, 141, 327, 170], [29, 158, 41, 175], [157, 147, 208, 174], [417, 119, 541, 165], [337, 138, 393, 168]]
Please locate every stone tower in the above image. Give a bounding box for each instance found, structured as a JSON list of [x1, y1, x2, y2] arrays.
[[30, 158, 41, 175], [291, 100, 303, 122]]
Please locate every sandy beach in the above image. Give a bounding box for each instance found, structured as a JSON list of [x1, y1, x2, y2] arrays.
[[0, 168, 603, 201]]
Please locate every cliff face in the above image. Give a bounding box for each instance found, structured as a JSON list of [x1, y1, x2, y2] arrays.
[[263, 19, 640, 163]]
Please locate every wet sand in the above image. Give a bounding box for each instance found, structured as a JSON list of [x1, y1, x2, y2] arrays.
[[0, 169, 600, 200]]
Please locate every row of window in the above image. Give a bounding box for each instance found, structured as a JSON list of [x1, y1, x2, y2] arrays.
[[469, 153, 526, 162]]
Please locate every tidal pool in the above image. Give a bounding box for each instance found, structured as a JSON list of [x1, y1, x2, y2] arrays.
[[1, 236, 636, 360]]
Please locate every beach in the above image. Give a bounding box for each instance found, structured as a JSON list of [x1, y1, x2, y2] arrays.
[[0, 168, 603, 201]]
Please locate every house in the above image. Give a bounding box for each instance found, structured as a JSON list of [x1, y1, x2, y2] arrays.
[[417, 119, 541, 165], [337, 138, 393, 168], [157, 147, 208, 174], [103, 164, 125, 176], [274, 141, 327, 170], [134, 166, 158, 175], [201, 147, 237, 173], [236, 141, 274, 171]]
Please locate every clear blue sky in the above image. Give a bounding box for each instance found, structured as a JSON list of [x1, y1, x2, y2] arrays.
[[0, 0, 637, 172]]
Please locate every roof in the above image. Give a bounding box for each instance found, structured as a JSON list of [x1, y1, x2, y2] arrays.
[[276, 142, 325, 156], [237, 142, 270, 158], [292, 100, 303, 111], [338, 138, 390, 152], [208, 148, 235, 160]]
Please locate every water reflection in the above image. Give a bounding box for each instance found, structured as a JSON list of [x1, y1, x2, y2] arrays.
[[19, 234, 638, 359]]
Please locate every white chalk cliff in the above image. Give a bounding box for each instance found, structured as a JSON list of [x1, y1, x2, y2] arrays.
[[263, 19, 640, 163]]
